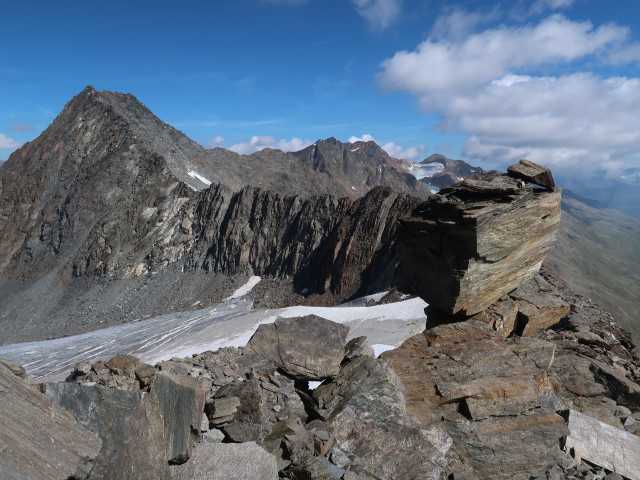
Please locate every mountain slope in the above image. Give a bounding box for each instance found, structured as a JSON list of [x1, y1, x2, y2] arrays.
[[546, 190, 640, 340]]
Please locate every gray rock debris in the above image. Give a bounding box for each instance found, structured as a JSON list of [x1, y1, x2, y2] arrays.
[[0, 360, 101, 480]]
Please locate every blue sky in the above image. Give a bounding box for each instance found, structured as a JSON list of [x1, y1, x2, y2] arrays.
[[2, 0, 640, 181]]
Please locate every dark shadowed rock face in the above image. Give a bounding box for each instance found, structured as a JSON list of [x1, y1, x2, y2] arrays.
[[397, 172, 561, 316], [248, 315, 349, 380]]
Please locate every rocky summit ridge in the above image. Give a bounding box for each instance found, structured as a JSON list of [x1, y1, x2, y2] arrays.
[[0, 88, 639, 479]]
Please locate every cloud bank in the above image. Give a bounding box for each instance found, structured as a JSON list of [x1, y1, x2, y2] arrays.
[[228, 136, 312, 155], [0, 134, 21, 149], [351, 0, 402, 30], [378, 12, 640, 178]]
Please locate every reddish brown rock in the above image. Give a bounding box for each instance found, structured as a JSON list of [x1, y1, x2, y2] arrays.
[[382, 321, 568, 479]]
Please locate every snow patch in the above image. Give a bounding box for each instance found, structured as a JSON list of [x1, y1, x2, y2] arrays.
[[308, 381, 323, 390], [187, 169, 212, 186], [226, 276, 261, 300], [350, 147, 360, 152], [278, 297, 427, 324], [372, 344, 395, 357]]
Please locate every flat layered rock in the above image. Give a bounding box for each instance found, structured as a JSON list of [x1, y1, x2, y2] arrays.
[[510, 275, 570, 336], [398, 172, 561, 316], [564, 409, 640, 480], [382, 322, 568, 479], [0, 361, 101, 480], [248, 315, 349, 380], [169, 442, 278, 480], [41, 382, 169, 480], [507, 159, 555, 189]]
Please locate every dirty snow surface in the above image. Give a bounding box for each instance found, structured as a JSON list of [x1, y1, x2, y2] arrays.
[[0, 296, 427, 382]]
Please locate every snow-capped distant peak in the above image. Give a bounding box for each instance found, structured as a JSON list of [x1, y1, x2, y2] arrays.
[[187, 170, 212, 186]]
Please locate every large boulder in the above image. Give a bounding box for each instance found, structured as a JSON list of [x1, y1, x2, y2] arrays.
[[0, 361, 101, 480], [397, 172, 561, 316], [40, 382, 169, 480], [248, 315, 349, 380], [150, 372, 211, 464]]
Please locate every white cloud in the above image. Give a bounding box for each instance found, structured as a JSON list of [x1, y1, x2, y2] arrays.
[[348, 134, 425, 160], [431, 7, 499, 41], [205, 135, 225, 148], [0, 134, 21, 149], [378, 13, 640, 178], [531, 0, 577, 14], [351, 0, 402, 30], [228, 136, 312, 155]]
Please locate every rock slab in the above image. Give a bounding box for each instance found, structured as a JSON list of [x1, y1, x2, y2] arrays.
[[150, 372, 211, 464], [0, 361, 101, 480], [40, 382, 169, 480], [169, 442, 278, 480], [564, 409, 640, 480], [248, 315, 349, 380]]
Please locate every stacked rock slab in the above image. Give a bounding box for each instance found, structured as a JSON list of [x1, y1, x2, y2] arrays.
[[397, 162, 561, 320], [382, 321, 568, 479]]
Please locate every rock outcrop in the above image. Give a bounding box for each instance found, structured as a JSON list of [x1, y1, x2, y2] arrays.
[[150, 372, 210, 464], [382, 321, 568, 479], [397, 171, 562, 317]]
